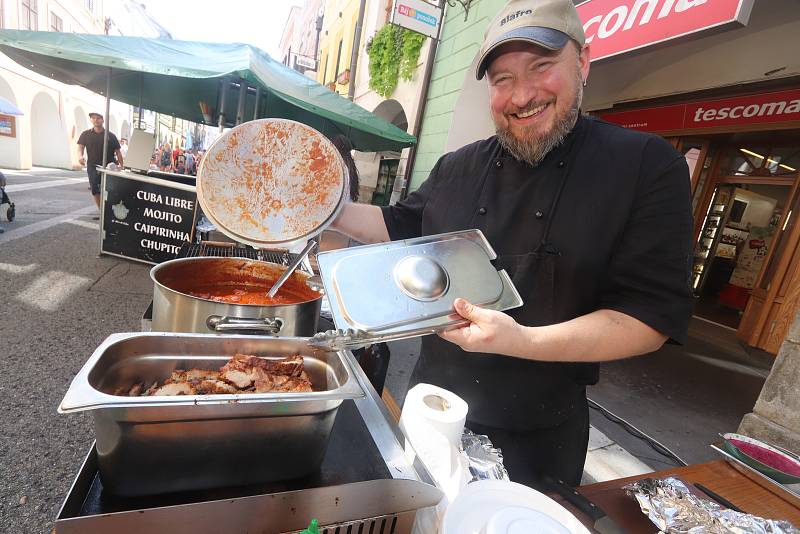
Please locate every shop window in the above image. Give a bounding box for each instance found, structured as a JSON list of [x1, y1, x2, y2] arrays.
[[21, 0, 37, 30], [765, 146, 800, 177], [721, 146, 799, 177]]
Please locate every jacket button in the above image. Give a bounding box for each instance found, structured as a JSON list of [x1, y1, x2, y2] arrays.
[[478, 207, 487, 215], [557, 161, 565, 168], [535, 210, 544, 219], [494, 160, 503, 168]]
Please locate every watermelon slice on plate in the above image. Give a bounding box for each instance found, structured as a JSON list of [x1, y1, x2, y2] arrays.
[[722, 433, 800, 485]]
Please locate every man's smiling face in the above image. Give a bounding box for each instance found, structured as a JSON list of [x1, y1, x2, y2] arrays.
[[487, 40, 590, 165]]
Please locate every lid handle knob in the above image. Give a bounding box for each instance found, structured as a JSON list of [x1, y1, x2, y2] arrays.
[[394, 255, 449, 302]]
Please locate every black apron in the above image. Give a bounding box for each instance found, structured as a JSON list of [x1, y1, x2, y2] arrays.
[[410, 121, 593, 432]]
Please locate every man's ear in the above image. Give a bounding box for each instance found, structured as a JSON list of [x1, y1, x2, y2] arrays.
[[579, 43, 591, 84]]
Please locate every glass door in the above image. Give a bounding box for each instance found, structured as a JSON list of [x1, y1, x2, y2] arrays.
[[693, 184, 736, 294], [371, 159, 398, 207]]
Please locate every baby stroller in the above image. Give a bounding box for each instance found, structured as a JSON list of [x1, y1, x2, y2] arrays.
[[0, 171, 15, 222]]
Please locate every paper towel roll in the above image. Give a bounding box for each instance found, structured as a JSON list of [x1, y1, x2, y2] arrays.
[[401, 384, 470, 511], [400, 383, 468, 448]]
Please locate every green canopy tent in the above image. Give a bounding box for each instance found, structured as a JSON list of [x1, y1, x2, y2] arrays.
[[0, 30, 416, 152]]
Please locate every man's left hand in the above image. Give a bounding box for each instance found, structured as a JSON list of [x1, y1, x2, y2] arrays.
[[438, 298, 525, 355]]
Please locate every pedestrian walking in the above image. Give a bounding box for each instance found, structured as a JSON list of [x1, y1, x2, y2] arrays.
[[160, 142, 172, 171], [76, 112, 124, 217], [0, 169, 8, 233]]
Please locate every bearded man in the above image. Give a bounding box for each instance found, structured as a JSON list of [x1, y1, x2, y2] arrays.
[[331, 0, 693, 486]]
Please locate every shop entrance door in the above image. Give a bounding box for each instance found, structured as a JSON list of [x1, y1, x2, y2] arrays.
[[692, 141, 800, 351], [739, 181, 800, 352], [693, 183, 790, 329]]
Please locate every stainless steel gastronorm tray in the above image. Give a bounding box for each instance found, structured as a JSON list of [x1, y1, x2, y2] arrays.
[[59, 332, 364, 496]]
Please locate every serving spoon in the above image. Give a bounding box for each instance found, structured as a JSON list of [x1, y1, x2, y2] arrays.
[[267, 240, 318, 299]]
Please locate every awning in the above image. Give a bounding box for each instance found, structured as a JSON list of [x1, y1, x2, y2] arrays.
[[0, 30, 415, 152], [0, 95, 24, 116]]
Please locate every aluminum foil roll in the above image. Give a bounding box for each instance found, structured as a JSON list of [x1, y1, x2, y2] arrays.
[[461, 429, 509, 483], [623, 477, 799, 533]]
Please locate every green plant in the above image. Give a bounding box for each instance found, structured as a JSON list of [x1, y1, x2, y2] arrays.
[[367, 25, 425, 98], [401, 30, 426, 81]]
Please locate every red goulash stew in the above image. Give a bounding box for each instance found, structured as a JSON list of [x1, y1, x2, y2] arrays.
[[158, 258, 322, 305], [185, 280, 319, 305]]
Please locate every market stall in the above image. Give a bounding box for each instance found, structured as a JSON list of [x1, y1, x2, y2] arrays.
[[0, 29, 416, 264]]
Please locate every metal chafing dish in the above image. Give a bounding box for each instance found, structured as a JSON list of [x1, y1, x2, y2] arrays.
[[59, 332, 363, 496], [55, 341, 443, 534]]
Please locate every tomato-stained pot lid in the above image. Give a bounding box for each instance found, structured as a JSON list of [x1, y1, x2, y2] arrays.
[[197, 119, 348, 248]]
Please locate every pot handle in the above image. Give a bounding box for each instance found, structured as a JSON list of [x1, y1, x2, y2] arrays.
[[206, 315, 284, 334]]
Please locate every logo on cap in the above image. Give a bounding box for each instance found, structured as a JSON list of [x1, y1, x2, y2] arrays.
[[500, 9, 533, 26]]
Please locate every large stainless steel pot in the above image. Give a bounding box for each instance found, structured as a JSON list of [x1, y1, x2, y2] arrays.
[[150, 256, 322, 335], [58, 332, 364, 496]]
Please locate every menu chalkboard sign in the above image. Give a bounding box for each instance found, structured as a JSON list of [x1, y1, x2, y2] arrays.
[[100, 170, 198, 264]]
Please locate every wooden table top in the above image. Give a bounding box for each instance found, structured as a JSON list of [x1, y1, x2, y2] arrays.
[[553, 460, 800, 533]]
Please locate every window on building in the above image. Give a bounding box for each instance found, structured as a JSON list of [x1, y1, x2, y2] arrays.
[[0, 1, 5, 29], [21, 0, 38, 30], [50, 12, 62, 32], [85, 0, 94, 13], [333, 39, 343, 85]]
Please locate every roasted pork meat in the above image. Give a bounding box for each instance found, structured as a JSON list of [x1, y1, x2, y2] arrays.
[[116, 354, 313, 397]]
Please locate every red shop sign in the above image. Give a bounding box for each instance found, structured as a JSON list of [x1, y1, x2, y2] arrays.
[[577, 0, 755, 62], [599, 89, 800, 133]]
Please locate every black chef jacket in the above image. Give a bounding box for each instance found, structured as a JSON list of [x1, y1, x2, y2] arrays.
[[382, 115, 694, 431]]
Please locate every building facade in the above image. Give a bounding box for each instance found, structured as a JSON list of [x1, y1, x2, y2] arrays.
[[310, 0, 434, 203], [317, 0, 359, 97], [349, 0, 435, 205], [0, 0, 169, 170], [279, 0, 324, 79]]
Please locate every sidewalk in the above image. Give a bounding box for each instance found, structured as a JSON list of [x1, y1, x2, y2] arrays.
[[582, 426, 653, 485]]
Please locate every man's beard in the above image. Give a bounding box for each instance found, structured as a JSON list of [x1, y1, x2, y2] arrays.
[[495, 74, 582, 167]]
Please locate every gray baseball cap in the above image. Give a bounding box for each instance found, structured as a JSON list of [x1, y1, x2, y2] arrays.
[[476, 0, 586, 80]]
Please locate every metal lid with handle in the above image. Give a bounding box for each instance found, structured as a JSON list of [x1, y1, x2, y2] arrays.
[[197, 118, 348, 249], [312, 230, 523, 350]]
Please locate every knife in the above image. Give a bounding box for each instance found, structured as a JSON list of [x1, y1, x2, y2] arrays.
[[543, 477, 627, 534]]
